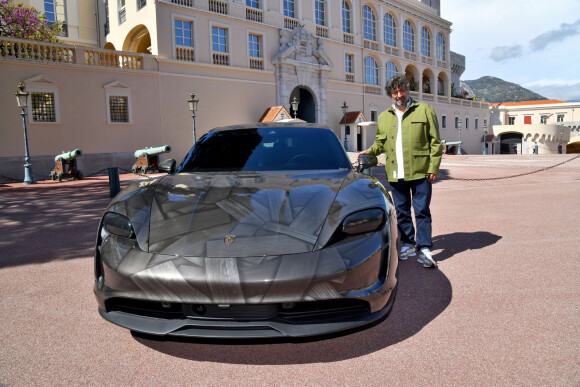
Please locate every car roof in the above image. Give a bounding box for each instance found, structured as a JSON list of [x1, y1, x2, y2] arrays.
[[209, 122, 332, 133]]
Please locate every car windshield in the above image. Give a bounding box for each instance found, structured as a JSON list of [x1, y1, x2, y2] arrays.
[[177, 126, 352, 172]]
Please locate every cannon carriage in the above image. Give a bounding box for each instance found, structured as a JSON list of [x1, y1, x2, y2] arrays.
[[132, 145, 172, 174], [50, 149, 83, 181]]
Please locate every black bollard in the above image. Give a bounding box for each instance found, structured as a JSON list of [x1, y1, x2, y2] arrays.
[[108, 167, 120, 198]]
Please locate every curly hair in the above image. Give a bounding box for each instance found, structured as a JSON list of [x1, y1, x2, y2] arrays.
[[385, 75, 408, 95]]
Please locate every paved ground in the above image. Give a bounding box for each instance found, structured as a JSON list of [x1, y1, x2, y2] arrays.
[[1, 154, 579, 386]]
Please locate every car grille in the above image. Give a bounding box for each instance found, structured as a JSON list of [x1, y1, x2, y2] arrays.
[[105, 298, 370, 322]]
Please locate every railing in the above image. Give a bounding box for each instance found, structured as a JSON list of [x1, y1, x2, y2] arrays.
[[346, 73, 354, 82], [85, 48, 143, 69], [212, 52, 229, 66], [0, 37, 74, 63], [171, 0, 194, 7], [316, 26, 328, 38], [384, 45, 399, 56], [249, 57, 263, 70], [343, 33, 354, 44], [437, 59, 449, 69], [176, 47, 195, 62], [363, 39, 379, 51], [0, 37, 146, 70], [421, 55, 433, 65], [284, 17, 298, 30], [209, 0, 228, 14], [404, 51, 417, 61], [246, 8, 263, 23]]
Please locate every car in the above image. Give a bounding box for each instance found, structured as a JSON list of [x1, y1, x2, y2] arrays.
[[94, 123, 398, 339]]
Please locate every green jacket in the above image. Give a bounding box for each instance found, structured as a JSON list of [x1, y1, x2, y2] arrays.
[[367, 100, 442, 182]]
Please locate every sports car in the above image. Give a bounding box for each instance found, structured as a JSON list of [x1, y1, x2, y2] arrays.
[[94, 123, 398, 339]]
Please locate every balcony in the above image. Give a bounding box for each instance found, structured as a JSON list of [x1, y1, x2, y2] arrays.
[[316, 26, 328, 38], [209, 0, 228, 14], [343, 33, 354, 45], [346, 73, 354, 83], [171, 0, 194, 7], [384, 45, 399, 56], [246, 8, 263, 23], [212, 52, 229, 66], [249, 57, 263, 70], [176, 47, 195, 62], [363, 39, 379, 51], [284, 17, 298, 30]]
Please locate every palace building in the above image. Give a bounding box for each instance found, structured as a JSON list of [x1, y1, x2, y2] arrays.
[[2, 0, 499, 180]]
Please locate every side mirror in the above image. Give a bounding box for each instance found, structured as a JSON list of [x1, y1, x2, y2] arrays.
[[158, 159, 176, 174], [357, 155, 378, 174]]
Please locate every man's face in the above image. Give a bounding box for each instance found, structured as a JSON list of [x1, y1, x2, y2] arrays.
[[391, 86, 408, 108]]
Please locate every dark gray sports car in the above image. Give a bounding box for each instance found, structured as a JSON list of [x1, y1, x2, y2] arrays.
[[94, 123, 398, 339]]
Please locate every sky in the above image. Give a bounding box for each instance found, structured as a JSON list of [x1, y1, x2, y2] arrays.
[[441, 0, 580, 101]]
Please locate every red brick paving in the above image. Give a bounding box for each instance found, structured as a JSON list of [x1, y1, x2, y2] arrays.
[[1, 155, 579, 385]]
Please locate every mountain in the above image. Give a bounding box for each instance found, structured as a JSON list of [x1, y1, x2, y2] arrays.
[[460, 76, 548, 103]]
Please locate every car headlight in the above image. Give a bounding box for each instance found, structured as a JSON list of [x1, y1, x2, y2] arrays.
[[102, 212, 135, 239], [342, 208, 385, 235]]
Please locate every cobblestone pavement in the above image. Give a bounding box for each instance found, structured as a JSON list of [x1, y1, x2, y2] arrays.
[[1, 155, 579, 386]]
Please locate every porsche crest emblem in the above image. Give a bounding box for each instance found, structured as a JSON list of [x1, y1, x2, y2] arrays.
[[224, 235, 236, 245]]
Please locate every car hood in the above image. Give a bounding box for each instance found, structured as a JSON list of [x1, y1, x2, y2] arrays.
[[147, 171, 350, 257]]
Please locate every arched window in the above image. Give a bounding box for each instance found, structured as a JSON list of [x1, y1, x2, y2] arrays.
[[342, 1, 351, 34], [384, 13, 396, 47], [363, 5, 376, 41], [386, 61, 398, 81], [437, 32, 446, 61], [404, 20, 414, 52], [421, 27, 431, 57], [364, 56, 378, 85]]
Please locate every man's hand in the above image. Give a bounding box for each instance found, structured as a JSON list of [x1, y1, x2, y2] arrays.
[[427, 173, 437, 183], [357, 150, 369, 161]]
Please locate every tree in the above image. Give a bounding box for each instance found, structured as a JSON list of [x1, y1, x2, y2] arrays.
[[0, 0, 62, 42]]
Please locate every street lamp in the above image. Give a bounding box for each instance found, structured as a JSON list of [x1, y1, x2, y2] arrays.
[[291, 96, 299, 119], [187, 93, 199, 143], [341, 101, 348, 151], [457, 117, 462, 155], [14, 82, 36, 185], [482, 123, 488, 155]]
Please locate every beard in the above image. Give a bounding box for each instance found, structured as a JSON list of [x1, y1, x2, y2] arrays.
[[395, 96, 408, 108]]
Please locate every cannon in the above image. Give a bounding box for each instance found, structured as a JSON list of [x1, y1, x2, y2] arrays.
[[50, 149, 83, 181], [132, 145, 172, 174]]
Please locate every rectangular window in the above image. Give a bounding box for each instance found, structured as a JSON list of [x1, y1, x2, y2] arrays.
[[212, 26, 227, 53], [246, 0, 259, 8], [44, 0, 57, 23], [455, 117, 460, 129], [315, 0, 325, 26], [249, 34, 260, 57], [31, 92, 56, 122], [283, 0, 294, 18], [524, 116, 532, 125], [109, 96, 129, 123], [371, 110, 378, 122], [442, 115, 446, 128], [118, 0, 126, 24], [508, 116, 515, 125], [541, 115, 548, 124], [137, 0, 146, 10], [557, 114, 564, 122], [345, 53, 354, 82], [475, 119, 479, 130], [175, 20, 192, 47], [465, 118, 469, 129]]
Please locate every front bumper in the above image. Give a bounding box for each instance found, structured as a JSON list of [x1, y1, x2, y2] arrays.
[[95, 224, 398, 338]]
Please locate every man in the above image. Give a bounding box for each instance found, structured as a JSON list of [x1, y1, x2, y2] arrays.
[[358, 75, 442, 268]]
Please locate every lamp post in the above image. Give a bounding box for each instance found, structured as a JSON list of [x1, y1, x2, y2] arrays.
[[482, 123, 488, 155], [341, 101, 348, 151], [457, 117, 462, 155], [14, 82, 36, 185], [291, 96, 299, 119], [187, 93, 199, 143]]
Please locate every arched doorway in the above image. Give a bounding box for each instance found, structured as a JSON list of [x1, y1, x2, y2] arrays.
[[500, 132, 523, 154], [289, 87, 316, 123], [123, 25, 152, 53]]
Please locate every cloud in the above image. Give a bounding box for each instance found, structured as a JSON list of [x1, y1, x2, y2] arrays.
[[524, 79, 580, 102], [530, 20, 580, 51], [489, 45, 523, 62]]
